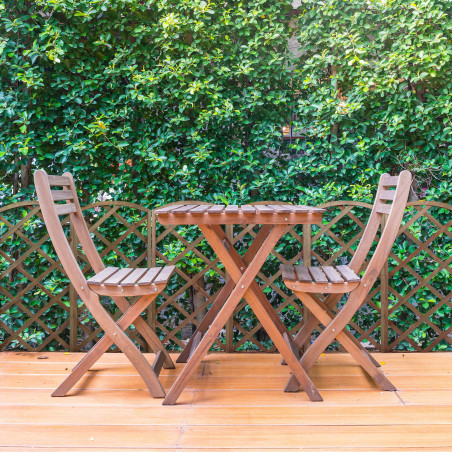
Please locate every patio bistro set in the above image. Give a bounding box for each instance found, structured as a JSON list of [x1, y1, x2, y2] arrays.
[[34, 169, 412, 405]]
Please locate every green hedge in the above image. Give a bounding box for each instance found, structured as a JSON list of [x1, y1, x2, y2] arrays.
[[1, 0, 451, 206]]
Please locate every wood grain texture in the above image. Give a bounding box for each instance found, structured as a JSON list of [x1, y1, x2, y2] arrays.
[[0, 352, 450, 449]]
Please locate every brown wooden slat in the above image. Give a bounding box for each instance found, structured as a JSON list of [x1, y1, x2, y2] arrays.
[[224, 205, 239, 214], [154, 205, 181, 215], [254, 205, 274, 214], [269, 205, 291, 214], [120, 268, 148, 287], [380, 190, 396, 201], [137, 267, 162, 286], [308, 266, 328, 283], [290, 205, 325, 213], [240, 205, 256, 214], [48, 175, 70, 186], [54, 204, 77, 215], [336, 265, 361, 283], [280, 264, 296, 281], [322, 266, 344, 284], [382, 175, 399, 186], [190, 205, 211, 214], [87, 267, 120, 286], [51, 190, 74, 201], [172, 205, 198, 215], [103, 268, 135, 286], [294, 265, 312, 283], [153, 265, 176, 284], [376, 203, 392, 214], [207, 205, 225, 214]]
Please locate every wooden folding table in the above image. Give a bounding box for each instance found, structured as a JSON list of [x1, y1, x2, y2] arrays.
[[155, 203, 325, 404]]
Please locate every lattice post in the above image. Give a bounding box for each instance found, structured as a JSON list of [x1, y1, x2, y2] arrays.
[[380, 214, 389, 352], [69, 221, 78, 352], [147, 209, 157, 348], [301, 223, 312, 352], [225, 224, 234, 352]]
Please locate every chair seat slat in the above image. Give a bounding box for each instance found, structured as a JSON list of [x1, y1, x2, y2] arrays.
[[280, 264, 296, 281], [87, 267, 120, 285], [103, 268, 135, 286], [322, 266, 344, 284], [336, 265, 361, 283], [172, 205, 198, 215], [55, 204, 77, 215], [120, 268, 148, 286], [153, 265, 176, 284], [155, 205, 180, 215], [138, 268, 162, 285], [51, 190, 74, 201], [294, 265, 312, 283], [308, 266, 328, 283]]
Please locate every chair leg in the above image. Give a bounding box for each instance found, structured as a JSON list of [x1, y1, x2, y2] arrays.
[[53, 294, 165, 398], [285, 291, 396, 393], [290, 294, 381, 368], [111, 295, 174, 369]]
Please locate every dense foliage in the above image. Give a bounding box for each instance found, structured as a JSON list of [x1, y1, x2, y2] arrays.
[[1, 0, 451, 205]]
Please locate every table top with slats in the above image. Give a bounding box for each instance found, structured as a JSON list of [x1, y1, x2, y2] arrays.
[[155, 204, 324, 225]]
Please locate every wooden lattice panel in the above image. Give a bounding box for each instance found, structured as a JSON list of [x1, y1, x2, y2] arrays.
[[1, 199, 451, 352]]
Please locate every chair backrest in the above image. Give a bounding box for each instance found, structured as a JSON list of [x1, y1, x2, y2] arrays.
[[349, 170, 412, 287], [34, 170, 105, 301]]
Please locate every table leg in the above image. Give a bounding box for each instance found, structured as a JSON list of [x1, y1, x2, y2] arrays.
[[163, 224, 287, 405], [205, 225, 321, 401], [177, 225, 275, 363]]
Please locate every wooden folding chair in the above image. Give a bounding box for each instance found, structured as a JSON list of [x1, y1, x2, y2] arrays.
[[281, 171, 412, 394], [34, 169, 176, 398]]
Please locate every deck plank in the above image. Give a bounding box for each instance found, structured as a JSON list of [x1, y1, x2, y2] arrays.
[[0, 352, 450, 449]]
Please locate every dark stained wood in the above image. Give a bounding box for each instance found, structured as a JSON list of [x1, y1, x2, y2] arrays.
[[294, 265, 312, 283], [322, 266, 344, 284], [336, 265, 361, 283], [308, 266, 328, 284], [137, 268, 162, 285], [120, 268, 148, 286], [280, 264, 296, 281]]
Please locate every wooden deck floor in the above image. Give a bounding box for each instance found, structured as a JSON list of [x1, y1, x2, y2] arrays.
[[1, 352, 452, 451]]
